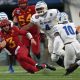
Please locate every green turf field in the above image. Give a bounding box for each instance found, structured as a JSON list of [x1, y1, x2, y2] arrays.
[[0, 66, 80, 80]]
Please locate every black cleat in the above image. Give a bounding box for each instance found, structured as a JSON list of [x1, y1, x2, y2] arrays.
[[46, 64, 56, 71], [36, 64, 44, 70], [64, 63, 79, 76]]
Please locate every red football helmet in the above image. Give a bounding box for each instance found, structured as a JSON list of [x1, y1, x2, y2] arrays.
[[18, 0, 28, 9], [18, 0, 28, 4], [0, 19, 11, 28]]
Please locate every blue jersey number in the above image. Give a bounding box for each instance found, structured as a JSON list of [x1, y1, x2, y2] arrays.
[[63, 26, 75, 35], [45, 24, 51, 30]]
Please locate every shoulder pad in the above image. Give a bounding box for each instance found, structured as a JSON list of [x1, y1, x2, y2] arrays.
[[35, 15, 39, 19]]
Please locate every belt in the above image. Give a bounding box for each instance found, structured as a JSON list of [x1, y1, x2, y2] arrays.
[[64, 42, 72, 45]]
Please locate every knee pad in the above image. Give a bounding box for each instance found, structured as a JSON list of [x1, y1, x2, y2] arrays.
[[51, 54, 59, 62], [57, 49, 65, 56]]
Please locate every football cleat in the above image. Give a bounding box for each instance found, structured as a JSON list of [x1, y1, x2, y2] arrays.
[[36, 63, 56, 71], [46, 64, 56, 71], [64, 63, 79, 76], [9, 68, 14, 73], [8, 66, 14, 73], [36, 64, 44, 70]]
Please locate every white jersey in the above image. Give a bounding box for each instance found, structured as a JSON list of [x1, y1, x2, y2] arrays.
[[31, 9, 59, 38], [54, 22, 77, 44]]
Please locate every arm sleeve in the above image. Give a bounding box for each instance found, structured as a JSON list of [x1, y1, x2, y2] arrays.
[[26, 32, 33, 40], [13, 26, 27, 35], [30, 14, 38, 24]]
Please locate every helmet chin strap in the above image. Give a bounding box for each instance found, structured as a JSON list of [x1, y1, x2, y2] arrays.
[[38, 11, 47, 16]]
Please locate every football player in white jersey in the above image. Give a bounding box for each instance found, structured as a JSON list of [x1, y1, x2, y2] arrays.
[[0, 12, 14, 73], [22, 1, 64, 67], [53, 12, 80, 75]]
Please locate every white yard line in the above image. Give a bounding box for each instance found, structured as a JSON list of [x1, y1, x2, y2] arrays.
[[0, 70, 27, 74]]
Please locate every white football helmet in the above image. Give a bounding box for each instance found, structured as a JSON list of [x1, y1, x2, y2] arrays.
[[35, 1, 48, 16], [9, 20, 13, 27], [58, 12, 69, 24], [0, 12, 8, 21], [0, 12, 13, 27]]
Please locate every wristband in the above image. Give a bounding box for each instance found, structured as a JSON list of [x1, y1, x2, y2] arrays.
[[26, 32, 33, 40]]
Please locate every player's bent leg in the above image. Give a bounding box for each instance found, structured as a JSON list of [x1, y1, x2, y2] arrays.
[[16, 46, 56, 73], [51, 53, 64, 68], [64, 63, 79, 76], [17, 56, 56, 73], [18, 60, 39, 73], [64, 60, 80, 76], [64, 44, 78, 75], [16, 46, 43, 73], [17, 55, 46, 73], [16, 46, 37, 66]]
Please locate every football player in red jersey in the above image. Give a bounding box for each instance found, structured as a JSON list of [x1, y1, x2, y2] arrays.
[[0, 19, 56, 73], [0, 12, 15, 73], [12, 0, 41, 62]]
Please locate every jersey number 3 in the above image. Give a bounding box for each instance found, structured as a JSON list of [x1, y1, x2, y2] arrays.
[[63, 26, 75, 35]]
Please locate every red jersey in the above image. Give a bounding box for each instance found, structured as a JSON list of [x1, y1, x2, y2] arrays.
[[12, 5, 40, 35], [0, 26, 27, 54]]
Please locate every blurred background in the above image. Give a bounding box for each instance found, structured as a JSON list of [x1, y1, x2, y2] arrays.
[[0, 0, 80, 65]]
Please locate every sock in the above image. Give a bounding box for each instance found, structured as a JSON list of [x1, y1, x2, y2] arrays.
[[56, 57, 64, 67]]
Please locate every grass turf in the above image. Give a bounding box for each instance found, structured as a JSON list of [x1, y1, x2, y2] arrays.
[[0, 66, 80, 80]]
